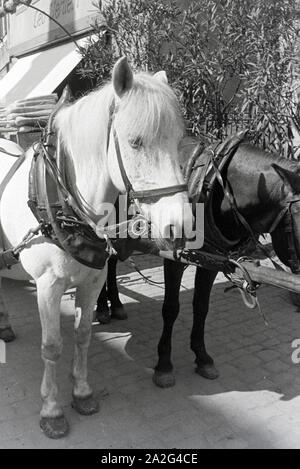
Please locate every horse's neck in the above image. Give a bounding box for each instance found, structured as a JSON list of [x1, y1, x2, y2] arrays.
[[218, 144, 286, 238], [56, 91, 119, 225], [65, 151, 118, 224]]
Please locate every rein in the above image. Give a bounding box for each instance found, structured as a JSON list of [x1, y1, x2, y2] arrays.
[[206, 140, 284, 271], [0, 147, 23, 158], [269, 195, 300, 274], [214, 148, 300, 275]]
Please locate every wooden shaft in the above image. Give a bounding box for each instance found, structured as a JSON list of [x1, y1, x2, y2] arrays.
[[159, 251, 300, 294], [241, 262, 300, 294]]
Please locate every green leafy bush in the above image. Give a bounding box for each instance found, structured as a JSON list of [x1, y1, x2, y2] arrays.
[[78, 0, 300, 158]]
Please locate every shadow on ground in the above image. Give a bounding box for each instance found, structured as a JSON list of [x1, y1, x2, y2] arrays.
[[1, 259, 300, 449]]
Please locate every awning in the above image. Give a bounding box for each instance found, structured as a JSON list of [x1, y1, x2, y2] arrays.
[[0, 38, 89, 106]]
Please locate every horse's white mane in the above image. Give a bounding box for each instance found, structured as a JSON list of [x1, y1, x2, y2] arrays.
[[54, 71, 184, 163], [114, 73, 184, 144]]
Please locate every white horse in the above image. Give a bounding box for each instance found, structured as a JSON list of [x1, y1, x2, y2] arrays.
[[0, 57, 193, 439]]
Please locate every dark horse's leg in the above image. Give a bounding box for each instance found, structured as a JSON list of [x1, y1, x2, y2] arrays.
[[192, 267, 219, 380], [107, 256, 127, 320], [96, 279, 110, 325], [96, 257, 127, 324], [0, 285, 15, 342], [153, 259, 185, 388]]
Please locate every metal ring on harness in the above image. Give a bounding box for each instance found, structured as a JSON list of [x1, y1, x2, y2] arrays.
[[226, 258, 262, 311]]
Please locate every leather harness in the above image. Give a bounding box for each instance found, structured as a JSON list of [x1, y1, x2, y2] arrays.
[[27, 88, 117, 269], [183, 131, 253, 256], [269, 195, 300, 274], [0, 89, 299, 274], [26, 87, 188, 270], [182, 132, 300, 275]]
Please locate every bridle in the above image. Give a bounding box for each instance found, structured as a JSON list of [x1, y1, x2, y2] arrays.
[[106, 100, 188, 206], [38, 98, 188, 245], [220, 166, 300, 274], [199, 136, 300, 274], [268, 195, 300, 274]]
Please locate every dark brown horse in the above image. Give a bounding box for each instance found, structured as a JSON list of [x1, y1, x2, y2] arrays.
[[153, 138, 300, 388], [4, 135, 299, 397], [90, 136, 300, 388]]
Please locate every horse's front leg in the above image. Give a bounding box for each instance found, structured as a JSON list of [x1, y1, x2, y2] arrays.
[[37, 275, 68, 439], [107, 256, 127, 320], [72, 266, 107, 416], [0, 278, 16, 343], [191, 267, 219, 380], [96, 279, 110, 324], [153, 259, 185, 389]]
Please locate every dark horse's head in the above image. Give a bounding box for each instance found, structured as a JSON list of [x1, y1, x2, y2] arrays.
[[269, 164, 300, 274], [112, 138, 300, 276], [211, 142, 300, 275]]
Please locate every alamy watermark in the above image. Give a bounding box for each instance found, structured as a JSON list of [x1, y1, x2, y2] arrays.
[[95, 196, 205, 250], [0, 340, 6, 365], [291, 339, 300, 364]]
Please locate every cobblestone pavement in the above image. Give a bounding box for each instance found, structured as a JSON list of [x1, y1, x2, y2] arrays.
[[0, 254, 300, 449]]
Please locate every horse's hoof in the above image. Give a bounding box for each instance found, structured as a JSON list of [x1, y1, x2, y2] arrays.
[[0, 327, 16, 343], [111, 305, 128, 320], [96, 309, 111, 325], [153, 371, 176, 389], [40, 415, 69, 439], [196, 363, 220, 380], [72, 394, 100, 416]]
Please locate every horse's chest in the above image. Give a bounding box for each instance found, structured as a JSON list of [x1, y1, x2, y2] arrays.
[[19, 241, 104, 287]]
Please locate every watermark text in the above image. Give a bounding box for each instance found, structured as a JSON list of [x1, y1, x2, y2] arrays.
[[0, 339, 6, 364], [292, 339, 300, 364]]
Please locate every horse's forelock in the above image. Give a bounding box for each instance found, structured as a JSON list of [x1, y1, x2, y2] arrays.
[[115, 73, 184, 145], [54, 71, 184, 159]]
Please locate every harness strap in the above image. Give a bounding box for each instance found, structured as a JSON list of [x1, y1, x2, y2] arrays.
[[0, 147, 23, 158], [209, 149, 284, 270], [268, 206, 289, 234], [113, 127, 134, 196], [0, 154, 26, 253], [0, 155, 26, 201], [282, 203, 300, 274], [108, 99, 188, 203], [129, 184, 188, 202]]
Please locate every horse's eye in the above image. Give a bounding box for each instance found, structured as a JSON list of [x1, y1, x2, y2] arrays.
[[129, 137, 143, 149]]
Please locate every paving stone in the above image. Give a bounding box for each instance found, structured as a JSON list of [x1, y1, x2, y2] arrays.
[[256, 349, 281, 362], [1, 266, 300, 448]]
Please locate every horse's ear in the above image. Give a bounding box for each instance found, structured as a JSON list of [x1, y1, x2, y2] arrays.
[[113, 56, 133, 98], [153, 71, 168, 84], [272, 163, 300, 194]]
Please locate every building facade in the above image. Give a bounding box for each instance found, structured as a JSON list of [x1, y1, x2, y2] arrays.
[[0, 0, 101, 106]]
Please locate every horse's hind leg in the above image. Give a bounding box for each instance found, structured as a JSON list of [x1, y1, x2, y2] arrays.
[[37, 276, 68, 439], [0, 279, 16, 343], [192, 267, 219, 380], [72, 268, 107, 416], [153, 259, 185, 389]]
